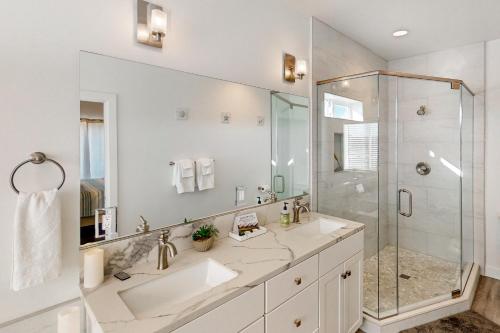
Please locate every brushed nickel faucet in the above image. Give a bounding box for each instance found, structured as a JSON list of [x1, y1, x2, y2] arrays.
[[292, 197, 310, 223], [157, 230, 177, 270]]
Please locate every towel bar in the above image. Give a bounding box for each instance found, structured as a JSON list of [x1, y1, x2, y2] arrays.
[[169, 159, 215, 166], [10, 152, 66, 194]]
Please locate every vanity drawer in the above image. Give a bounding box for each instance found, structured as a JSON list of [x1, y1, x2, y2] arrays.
[[173, 284, 264, 333], [319, 231, 363, 277], [265, 281, 319, 333], [240, 317, 264, 333], [265, 254, 318, 312]]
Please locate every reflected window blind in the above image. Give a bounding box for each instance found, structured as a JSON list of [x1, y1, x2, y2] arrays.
[[343, 123, 378, 171]]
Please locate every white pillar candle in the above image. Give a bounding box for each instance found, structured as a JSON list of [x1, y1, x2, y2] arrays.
[[57, 306, 80, 333], [83, 248, 104, 289]]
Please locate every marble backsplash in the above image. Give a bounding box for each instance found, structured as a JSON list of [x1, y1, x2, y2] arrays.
[[81, 197, 308, 277]]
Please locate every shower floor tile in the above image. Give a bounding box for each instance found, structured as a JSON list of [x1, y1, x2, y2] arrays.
[[364, 245, 461, 315]]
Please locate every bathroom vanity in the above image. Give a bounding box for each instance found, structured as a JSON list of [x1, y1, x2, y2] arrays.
[[82, 213, 364, 333]]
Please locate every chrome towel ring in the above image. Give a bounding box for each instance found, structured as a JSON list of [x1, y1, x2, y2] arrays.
[[10, 152, 66, 194]]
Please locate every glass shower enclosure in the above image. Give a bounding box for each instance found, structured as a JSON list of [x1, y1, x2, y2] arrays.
[[316, 71, 474, 319], [271, 92, 310, 200]]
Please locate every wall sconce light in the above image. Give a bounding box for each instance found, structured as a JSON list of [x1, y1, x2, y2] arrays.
[[283, 53, 307, 83], [136, 0, 167, 48]]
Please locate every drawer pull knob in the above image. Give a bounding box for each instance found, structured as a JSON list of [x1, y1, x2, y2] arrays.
[[294, 277, 302, 285], [294, 319, 302, 327], [341, 272, 347, 279], [346, 270, 351, 277]]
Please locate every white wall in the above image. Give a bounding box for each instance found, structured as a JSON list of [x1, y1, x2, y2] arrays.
[[81, 51, 271, 235], [389, 42, 486, 271], [485, 38, 500, 279], [0, 0, 311, 324]]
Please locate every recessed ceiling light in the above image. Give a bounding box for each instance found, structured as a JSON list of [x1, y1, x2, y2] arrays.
[[393, 30, 409, 37]]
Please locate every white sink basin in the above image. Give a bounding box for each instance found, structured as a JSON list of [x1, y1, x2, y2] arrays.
[[292, 218, 346, 236], [119, 259, 238, 319]]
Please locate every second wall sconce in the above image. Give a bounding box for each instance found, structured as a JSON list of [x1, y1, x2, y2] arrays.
[[283, 53, 307, 83], [137, 0, 168, 48]]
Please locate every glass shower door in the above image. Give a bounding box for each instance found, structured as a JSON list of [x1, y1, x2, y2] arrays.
[[396, 77, 462, 311], [317, 75, 399, 319]]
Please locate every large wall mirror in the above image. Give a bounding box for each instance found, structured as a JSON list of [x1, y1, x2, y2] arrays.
[[79, 51, 309, 246]]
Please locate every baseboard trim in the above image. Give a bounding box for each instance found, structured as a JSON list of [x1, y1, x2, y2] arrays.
[[485, 265, 500, 280]]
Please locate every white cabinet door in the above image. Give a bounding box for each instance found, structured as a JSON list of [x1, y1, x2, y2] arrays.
[[343, 251, 363, 333], [318, 264, 343, 333], [240, 317, 264, 333]]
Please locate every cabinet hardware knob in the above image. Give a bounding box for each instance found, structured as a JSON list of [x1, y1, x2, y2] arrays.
[[294, 277, 302, 285], [346, 270, 351, 277], [341, 272, 347, 279], [294, 319, 302, 327]]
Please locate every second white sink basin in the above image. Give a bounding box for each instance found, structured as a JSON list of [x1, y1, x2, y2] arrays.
[[291, 218, 346, 236], [119, 259, 238, 319]]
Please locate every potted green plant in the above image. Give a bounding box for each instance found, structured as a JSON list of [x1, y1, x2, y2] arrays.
[[192, 224, 219, 252]]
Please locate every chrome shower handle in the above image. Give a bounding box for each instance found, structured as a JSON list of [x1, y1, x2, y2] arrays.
[[398, 189, 413, 217]]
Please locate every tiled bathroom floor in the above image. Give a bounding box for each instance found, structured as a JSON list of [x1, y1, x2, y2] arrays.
[[364, 245, 461, 315]]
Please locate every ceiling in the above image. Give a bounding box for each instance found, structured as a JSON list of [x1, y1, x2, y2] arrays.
[[304, 0, 500, 60]]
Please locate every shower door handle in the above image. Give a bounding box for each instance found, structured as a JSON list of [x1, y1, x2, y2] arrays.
[[398, 189, 413, 217]]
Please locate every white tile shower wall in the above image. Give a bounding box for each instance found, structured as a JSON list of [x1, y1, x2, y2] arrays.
[[389, 42, 485, 268], [0, 0, 311, 324], [485, 38, 500, 279], [312, 18, 387, 259]]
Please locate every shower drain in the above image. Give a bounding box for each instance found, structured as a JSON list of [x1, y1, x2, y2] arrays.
[[399, 274, 411, 280]]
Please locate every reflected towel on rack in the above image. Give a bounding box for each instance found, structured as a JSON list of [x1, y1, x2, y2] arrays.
[[179, 159, 194, 178], [172, 159, 195, 193], [196, 158, 215, 191], [12, 189, 62, 291]]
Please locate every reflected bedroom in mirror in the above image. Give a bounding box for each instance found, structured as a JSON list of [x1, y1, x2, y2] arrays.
[[79, 51, 309, 246]]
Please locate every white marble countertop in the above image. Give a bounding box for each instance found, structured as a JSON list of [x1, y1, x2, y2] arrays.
[[81, 212, 364, 333]]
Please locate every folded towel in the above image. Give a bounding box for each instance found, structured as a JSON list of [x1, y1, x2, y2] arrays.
[[196, 158, 215, 191], [172, 159, 195, 193], [12, 189, 62, 291], [200, 159, 213, 175], [180, 159, 194, 178]]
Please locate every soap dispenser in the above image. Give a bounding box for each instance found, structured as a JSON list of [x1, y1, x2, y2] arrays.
[[280, 202, 290, 227]]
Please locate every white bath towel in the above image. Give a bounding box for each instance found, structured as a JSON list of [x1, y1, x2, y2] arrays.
[[12, 189, 62, 291], [196, 158, 215, 191], [172, 159, 195, 193]]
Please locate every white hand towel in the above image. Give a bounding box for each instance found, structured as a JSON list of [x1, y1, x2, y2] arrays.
[[172, 159, 195, 193], [200, 159, 213, 175], [180, 159, 194, 178], [196, 158, 215, 191], [12, 189, 62, 291]]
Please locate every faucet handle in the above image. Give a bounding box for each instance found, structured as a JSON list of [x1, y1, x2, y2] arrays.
[[293, 196, 304, 205], [159, 229, 171, 241], [136, 216, 150, 233]]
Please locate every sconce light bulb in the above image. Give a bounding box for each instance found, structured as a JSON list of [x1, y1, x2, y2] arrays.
[[296, 60, 307, 79], [137, 23, 150, 43], [151, 9, 167, 35]]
